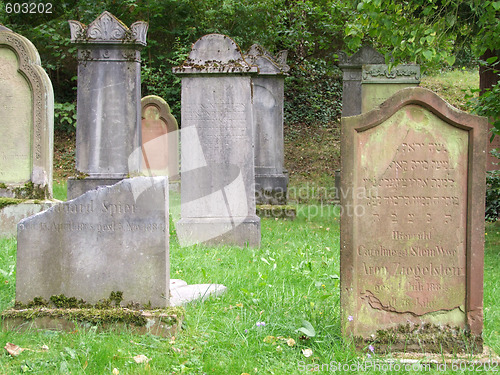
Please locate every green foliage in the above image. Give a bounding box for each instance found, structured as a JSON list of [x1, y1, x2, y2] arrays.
[[284, 59, 342, 125], [54, 102, 77, 134], [345, 0, 500, 68], [486, 150, 500, 222]]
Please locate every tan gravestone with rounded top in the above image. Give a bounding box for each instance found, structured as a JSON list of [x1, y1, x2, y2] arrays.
[[141, 95, 179, 180], [341, 87, 487, 353]]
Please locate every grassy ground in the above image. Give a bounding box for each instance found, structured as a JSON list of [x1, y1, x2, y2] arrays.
[[1, 68, 496, 373], [0, 209, 499, 374]]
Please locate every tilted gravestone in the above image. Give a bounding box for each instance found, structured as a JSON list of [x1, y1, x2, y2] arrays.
[[0, 26, 55, 237], [244, 44, 289, 205], [67, 12, 148, 200], [173, 34, 261, 247], [16, 177, 169, 307], [141, 95, 179, 181], [341, 87, 487, 353], [0, 25, 53, 198]]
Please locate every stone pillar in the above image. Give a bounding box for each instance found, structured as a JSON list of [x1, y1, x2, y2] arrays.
[[173, 34, 261, 247], [67, 11, 148, 200], [245, 45, 289, 205]]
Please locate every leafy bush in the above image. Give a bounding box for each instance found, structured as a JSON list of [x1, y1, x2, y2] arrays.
[[284, 58, 342, 126], [486, 149, 500, 222], [54, 102, 77, 134]]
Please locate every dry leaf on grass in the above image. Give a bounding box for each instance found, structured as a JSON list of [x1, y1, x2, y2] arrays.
[[4, 343, 27, 357], [133, 354, 150, 364]]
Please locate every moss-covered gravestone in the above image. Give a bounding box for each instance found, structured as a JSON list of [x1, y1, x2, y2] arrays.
[[340, 87, 487, 353]]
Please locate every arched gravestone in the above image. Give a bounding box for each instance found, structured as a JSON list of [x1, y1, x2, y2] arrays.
[[141, 95, 179, 180], [0, 25, 53, 198], [67, 12, 148, 200], [341, 87, 487, 353], [173, 34, 261, 247], [244, 45, 289, 205]]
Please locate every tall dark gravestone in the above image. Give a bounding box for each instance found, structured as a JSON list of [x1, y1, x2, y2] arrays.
[[67, 12, 148, 199], [340, 87, 487, 353]]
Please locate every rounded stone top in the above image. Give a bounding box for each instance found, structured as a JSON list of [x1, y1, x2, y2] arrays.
[[173, 34, 257, 74], [68, 11, 148, 46]]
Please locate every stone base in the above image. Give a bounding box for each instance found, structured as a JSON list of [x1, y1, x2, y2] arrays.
[[176, 216, 261, 247], [0, 199, 58, 237], [256, 204, 296, 220], [67, 177, 124, 200], [170, 279, 227, 306], [255, 174, 288, 205], [1, 308, 183, 338]]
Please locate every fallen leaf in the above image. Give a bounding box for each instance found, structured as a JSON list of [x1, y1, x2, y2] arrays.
[[112, 368, 119, 375], [4, 343, 26, 357], [302, 348, 313, 357], [41, 344, 49, 351], [171, 347, 181, 353], [286, 338, 296, 347], [133, 354, 150, 364]]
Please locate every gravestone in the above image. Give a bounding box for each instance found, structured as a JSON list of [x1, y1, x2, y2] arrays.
[[338, 45, 385, 117], [16, 177, 169, 307], [340, 87, 487, 353], [339, 45, 420, 116], [141, 95, 179, 180], [361, 64, 420, 113], [173, 34, 261, 247], [0, 25, 53, 198], [244, 45, 289, 205], [66, 12, 148, 200]]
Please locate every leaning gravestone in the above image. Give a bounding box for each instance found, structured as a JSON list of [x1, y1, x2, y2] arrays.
[[173, 34, 261, 247], [141, 95, 180, 181], [17, 177, 169, 307], [244, 45, 289, 205], [0, 25, 55, 237], [67, 12, 148, 200], [0, 25, 53, 198], [340, 87, 487, 353]]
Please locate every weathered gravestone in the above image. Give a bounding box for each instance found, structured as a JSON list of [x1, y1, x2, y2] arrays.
[[0, 25, 53, 198], [0, 25, 55, 237], [173, 34, 261, 247], [141, 95, 179, 180], [244, 44, 289, 205], [66, 12, 148, 200], [339, 45, 421, 116], [16, 177, 169, 307], [340, 87, 487, 353]]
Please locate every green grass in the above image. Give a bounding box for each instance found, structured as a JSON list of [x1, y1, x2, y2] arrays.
[[0, 207, 498, 374], [52, 180, 67, 201], [420, 69, 479, 111]]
